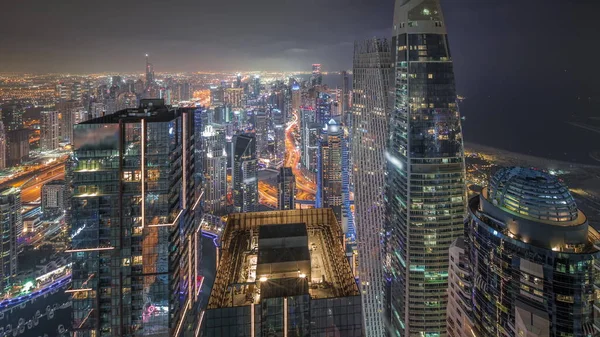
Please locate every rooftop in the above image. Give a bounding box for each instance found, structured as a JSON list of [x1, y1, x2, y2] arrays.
[[79, 99, 193, 124], [207, 209, 358, 309], [486, 167, 579, 224]]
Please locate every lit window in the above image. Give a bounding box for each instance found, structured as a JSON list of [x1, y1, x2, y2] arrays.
[[428, 74, 434, 79]]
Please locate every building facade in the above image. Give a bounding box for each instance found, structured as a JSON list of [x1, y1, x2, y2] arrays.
[[233, 134, 258, 213], [201, 124, 228, 215], [6, 129, 30, 167], [351, 38, 392, 337], [69, 100, 201, 336], [317, 119, 343, 225], [40, 110, 60, 151], [384, 0, 467, 335], [448, 167, 600, 337], [0, 121, 6, 170], [201, 209, 363, 336], [277, 167, 296, 210], [41, 179, 67, 220], [0, 188, 20, 290]]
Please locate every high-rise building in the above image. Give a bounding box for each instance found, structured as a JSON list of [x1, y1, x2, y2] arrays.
[[224, 88, 244, 108], [41, 179, 66, 220], [302, 122, 320, 180], [341, 70, 350, 123], [233, 134, 258, 213], [201, 124, 228, 215], [181, 82, 192, 101], [6, 129, 30, 167], [90, 102, 106, 120], [201, 208, 363, 336], [291, 82, 301, 111], [57, 100, 81, 143], [253, 109, 268, 156], [384, 0, 467, 335], [272, 108, 286, 166], [317, 119, 343, 225], [0, 121, 7, 170], [448, 167, 600, 337], [351, 38, 392, 336], [312, 63, 322, 86], [56, 82, 69, 101], [69, 100, 201, 336], [145, 54, 154, 89], [40, 110, 60, 151], [253, 75, 261, 97], [0, 188, 20, 289], [1, 103, 24, 131], [277, 167, 295, 210], [446, 237, 472, 337], [235, 73, 242, 88], [111, 76, 123, 87], [316, 92, 332, 125], [71, 82, 83, 102]]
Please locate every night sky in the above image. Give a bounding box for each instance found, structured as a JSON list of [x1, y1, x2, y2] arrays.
[[2, 0, 600, 160]]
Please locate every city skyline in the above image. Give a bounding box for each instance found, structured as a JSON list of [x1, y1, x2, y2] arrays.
[[0, 0, 599, 336]]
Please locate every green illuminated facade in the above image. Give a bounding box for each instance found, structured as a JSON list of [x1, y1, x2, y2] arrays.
[[384, 0, 467, 335]]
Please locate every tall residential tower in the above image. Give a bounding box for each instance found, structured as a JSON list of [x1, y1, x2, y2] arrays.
[[385, 0, 467, 335], [351, 38, 392, 336], [448, 167, 600, 337]]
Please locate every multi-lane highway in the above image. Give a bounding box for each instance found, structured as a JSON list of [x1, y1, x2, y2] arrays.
[[284, 110, 317, 195], [258, 109, 317, 208], [0, 159, 66, 203]]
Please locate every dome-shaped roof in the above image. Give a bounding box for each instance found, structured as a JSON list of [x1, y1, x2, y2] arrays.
[[487, 167, 578, 223]]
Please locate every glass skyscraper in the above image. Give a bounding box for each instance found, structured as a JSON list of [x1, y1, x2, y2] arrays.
[[69, 100, 202, 336], [233, 134, 258, 213], [0, 188, 20, 290], [351, 38, 392, 337], [385, 0, 467, 335]]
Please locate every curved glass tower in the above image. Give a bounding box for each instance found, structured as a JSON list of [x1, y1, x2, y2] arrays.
[[449, 167, 600, 337], [352, 38, 392, 336], [385, 0, 467, 335]]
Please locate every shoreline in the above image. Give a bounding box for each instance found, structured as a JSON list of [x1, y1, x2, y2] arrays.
[[464, 142, 600, 171]]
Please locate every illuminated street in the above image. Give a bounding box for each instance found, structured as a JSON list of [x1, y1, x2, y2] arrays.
[[285, 109, 316, 196]]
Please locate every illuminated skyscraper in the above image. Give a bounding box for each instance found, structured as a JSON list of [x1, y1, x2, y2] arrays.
[[224, 88, 244, 108], [41, 179, 67, 220], [448, 167, 600, 337], [233, 134, 258, 213], [0, 188, 20, 289], [40, 110, 60, 151], [316, 92, 332, 125], [201, 124, 228, 215], [312, 63, 322, 86], [384, 0, 467, 335], [341, 70, 350, 123], [277, 167, 295, 210], [145, 54, 154, 88], [317, 119, 343, 226], [69, 100, 201, 336], [291, 81, 301, 111], [253, 75, 261, 97], [351, 38, 392, 337], [0, 122, 6, 169], [57, 100, 81, 143]]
